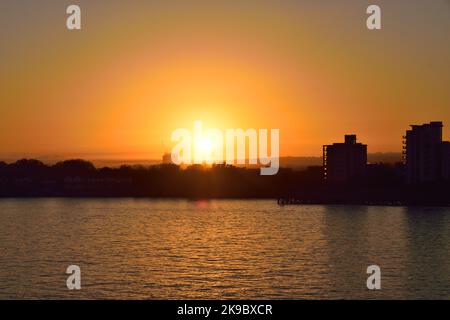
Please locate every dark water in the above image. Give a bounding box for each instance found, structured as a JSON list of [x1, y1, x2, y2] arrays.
[[0, 199, 449, 299]]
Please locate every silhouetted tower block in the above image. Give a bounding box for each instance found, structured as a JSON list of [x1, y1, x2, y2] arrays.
[[404, 121, 443, 183], [323, 135, 367, 182], [440, 141, 450, 181], [345, 134, 357, 144]]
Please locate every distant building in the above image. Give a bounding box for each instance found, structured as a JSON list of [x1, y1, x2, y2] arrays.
[[403, 121, 450, 183], [323, 135, 367, 182], [162, 152, 172, 164]]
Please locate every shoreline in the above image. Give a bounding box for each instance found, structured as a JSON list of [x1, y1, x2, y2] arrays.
[[1, 196, 450, 207]]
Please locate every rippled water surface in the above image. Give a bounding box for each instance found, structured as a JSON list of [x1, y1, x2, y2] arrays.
[[0, 199, 449, 299]]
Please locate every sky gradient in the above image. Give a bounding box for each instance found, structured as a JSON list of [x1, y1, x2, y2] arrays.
[[1, 0, 449, 159]]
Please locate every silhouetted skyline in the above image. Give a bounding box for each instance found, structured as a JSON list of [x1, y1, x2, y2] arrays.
[[1, 121, 449, 205]]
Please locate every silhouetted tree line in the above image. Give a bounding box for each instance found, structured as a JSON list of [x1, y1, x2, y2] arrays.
[[0, 159, 449, 205], [0, 159, 300, 198]]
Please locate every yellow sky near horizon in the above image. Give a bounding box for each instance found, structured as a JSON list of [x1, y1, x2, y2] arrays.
[[1, 0, 449, 159]]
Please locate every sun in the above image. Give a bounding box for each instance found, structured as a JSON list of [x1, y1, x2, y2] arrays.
[[195, 137, 215, 163], [196, 137, 214, 154]]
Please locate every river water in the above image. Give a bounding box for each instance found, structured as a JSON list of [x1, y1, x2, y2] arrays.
[[0, 199, 449, 299]]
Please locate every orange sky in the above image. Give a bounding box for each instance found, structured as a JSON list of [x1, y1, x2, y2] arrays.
[[1, 0, 449, 159]]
